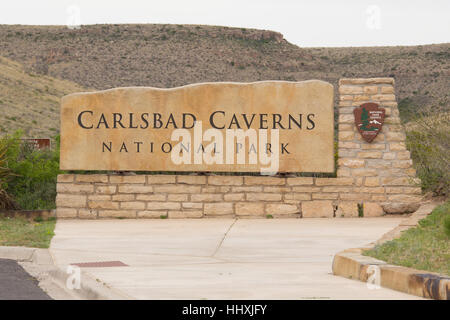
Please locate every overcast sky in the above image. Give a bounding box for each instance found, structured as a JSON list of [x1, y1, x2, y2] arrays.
[[1, 0, 449, 47]]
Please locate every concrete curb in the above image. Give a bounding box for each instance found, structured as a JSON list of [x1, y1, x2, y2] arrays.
[[332, 202, 450, 300], [0, 246, 132, 300]]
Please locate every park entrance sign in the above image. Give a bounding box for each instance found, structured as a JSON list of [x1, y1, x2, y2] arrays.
[[60, 80, 334, 173], [56, 77, 423, 219]]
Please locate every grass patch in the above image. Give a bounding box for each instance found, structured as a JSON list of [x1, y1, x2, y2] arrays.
[[0, 216, 56, 248], [363, 201, 450, 275]]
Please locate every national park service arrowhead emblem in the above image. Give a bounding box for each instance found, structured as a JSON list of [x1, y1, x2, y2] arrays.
[[354, 103, 385, 143]]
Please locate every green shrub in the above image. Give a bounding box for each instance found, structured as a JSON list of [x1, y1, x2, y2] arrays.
[[406, 109, 449, 196], [1, 131, 61, 210], [0, 137, 18, 209], [444, 215, 450, 237]]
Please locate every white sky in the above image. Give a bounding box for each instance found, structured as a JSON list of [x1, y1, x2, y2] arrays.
[[1, 0, 449, 47]]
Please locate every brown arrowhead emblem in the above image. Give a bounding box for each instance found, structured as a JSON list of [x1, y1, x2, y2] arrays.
[[354, 103, 385, 143]]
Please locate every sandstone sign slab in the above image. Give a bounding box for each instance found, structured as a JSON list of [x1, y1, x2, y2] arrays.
[[60, 80, 334, 173]]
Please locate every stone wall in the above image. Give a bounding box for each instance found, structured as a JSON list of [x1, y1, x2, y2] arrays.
[[56, 77, 422, 219], [337, 78, 421, 214]]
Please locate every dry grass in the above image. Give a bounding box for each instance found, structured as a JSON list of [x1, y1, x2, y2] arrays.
[[0, 216, 56, 248], [364, 201, 450, 276], [0, 56, 87, 137]]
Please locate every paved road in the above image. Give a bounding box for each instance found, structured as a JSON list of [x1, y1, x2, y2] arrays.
[[50, 218, 421, 300], [0, 258, 51, 300]]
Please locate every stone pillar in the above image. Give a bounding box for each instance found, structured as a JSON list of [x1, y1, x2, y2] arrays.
[[337, 78, 421, 214]]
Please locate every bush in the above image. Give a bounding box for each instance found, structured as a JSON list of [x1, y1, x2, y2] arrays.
[[1, 131, 61, 210], [0, 137, 18, 209], [406, 109, 450, 196], [445, 215, 450, 237]]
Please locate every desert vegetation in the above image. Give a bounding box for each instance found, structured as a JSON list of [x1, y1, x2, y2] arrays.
[[404, 108, 449, 197], [0, 131, 61, 210]]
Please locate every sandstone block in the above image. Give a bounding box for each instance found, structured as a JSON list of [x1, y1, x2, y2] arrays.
[[363, 86, 378, 95], [110, 175, 146, 184], [339, 85, 363, 94], [235, 203, 265, 216], [396, 151, 411, 160], [88, 195, 111, 201], [380, 86, 394, 94], [147, 175, 176, 184], [78, 209, 97, 219], [336, 202, 358, 217], [146, 202, 181, 210], [232, 186, 263, 193], [153, 185, 201, 194], [284, 193, 312, 201], [339, 78, 394, 85], [208, 176, 243, 186], [88, 201, 119, 210], [57, 174, 75, 183], [191, 194, 222, 202], [363, 203, 384, 217], [137, 211, 167, 218], [339, 114, 354, 124], [372, 94, 396, 101], [177, 175, 207, 184], [76, 174, 108, 183], [381, 203, 420, 214], [357, 151, 383, 159], [204, 203, 234, 215], [315, 178, 354, 186], [312, 193, 338, 200], [56, 194, 86, 208], [338, 158, 365, 168], [57, 183, 94, 194], [168, 211, 203, 218], [265, 203, 299, 215], [302, 201, 334, 218], [135, 194, 166, 201], [264, 186, 291, 193], [96, 185, 117, 194], [167, 194, 188, 201], [98, 210, 136, 218], [56, 208, 78, 218], [286, 177, 314, 185], [112, 194, 135, 201], [244, 176, 285, 186], [182, 202, 203, 209], [120, 201, 146, 210], [224, 193, 245, 201], [364, 177, 380, 187], [246, 193, 282, 201], [339, 142, 360, 149], [118, 185, 153, 194], [386, 132, 406, 141], [338, 131, 355, 141]]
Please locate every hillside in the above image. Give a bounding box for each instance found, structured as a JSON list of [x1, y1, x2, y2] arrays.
[[0, 56, 87, 137], [0, 24, 449, 137]]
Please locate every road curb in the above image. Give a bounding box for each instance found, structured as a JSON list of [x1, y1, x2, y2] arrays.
[[332, 202, 449, 300], [0, 245, 132, 300]]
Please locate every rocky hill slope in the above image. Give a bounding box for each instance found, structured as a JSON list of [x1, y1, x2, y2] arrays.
[[0, 24, 448, 137]]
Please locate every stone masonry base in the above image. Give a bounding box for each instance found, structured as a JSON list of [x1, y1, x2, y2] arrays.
[[56, 173, 421, 219]]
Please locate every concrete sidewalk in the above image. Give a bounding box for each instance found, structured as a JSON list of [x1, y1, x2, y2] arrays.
[[50, 218, 421, 299]]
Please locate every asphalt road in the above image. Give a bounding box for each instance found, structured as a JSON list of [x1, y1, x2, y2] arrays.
[[0, 258, 51, 300]]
